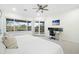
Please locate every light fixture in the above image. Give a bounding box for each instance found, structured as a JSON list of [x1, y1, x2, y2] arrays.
[[12, 8, 16, 11]]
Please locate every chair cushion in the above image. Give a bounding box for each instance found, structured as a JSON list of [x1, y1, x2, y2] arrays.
[[2, 33, 18, 49]]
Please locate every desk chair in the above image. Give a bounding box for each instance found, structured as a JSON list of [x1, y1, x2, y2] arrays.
[[49, 30, 56, 40]]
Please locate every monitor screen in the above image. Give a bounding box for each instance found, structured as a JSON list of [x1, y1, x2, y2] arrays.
[[52, 19, 60, 25]]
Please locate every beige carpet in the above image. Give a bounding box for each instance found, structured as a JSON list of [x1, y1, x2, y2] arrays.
[[36, 36, 79, 54]]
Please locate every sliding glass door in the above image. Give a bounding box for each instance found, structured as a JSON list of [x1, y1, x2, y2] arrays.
[[34, 21, 39, 34], [34, 21, 45, 35], [40, 21, 44, 34]]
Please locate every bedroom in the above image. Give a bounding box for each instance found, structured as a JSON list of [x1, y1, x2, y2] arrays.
[[0, 4, 79, 54]]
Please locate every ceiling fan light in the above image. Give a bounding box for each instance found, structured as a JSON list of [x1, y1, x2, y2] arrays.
[[12, 8, 16, 11]]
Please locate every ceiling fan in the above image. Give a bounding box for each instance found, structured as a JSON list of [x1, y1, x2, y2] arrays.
[[32, 4, 48, 13]]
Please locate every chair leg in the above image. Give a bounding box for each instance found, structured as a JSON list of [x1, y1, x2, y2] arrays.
[[50, 37, 55, 40]]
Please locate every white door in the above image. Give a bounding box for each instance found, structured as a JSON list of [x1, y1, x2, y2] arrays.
[[34, 21, 45, 35]]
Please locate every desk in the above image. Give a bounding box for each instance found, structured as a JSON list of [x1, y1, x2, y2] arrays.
[[48, 27, 63, 40]]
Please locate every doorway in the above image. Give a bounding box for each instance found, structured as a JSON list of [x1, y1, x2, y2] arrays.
[[34, 21, 45, 35]]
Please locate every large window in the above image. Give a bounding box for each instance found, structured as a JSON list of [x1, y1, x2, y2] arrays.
[[6, 18, 32, 32], [6, 19, 15, 32], [26, 21, 32, 31], [15, 20, 27, 31]]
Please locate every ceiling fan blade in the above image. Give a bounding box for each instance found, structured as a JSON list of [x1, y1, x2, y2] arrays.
[[43, 5, 48, 8], [37, 4, 43, 8], [43, 9, 48, 11]]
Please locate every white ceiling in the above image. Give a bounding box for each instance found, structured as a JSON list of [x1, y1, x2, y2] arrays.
[[0, 4, 79, 17]]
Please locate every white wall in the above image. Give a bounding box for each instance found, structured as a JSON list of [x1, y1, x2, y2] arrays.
[[45, 8, 79, 43], [4, 12, 27, 20], [59, 8, 79, 43]]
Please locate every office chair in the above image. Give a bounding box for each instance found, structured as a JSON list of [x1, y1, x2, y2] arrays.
[[49, 29, 56, 40]]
